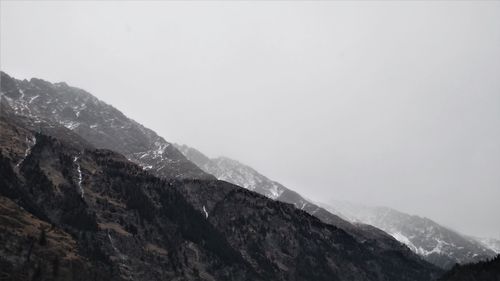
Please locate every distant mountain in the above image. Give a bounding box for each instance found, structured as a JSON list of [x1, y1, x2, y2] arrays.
[[438, 255, 500, 281], [0, 71, 212, 180], [320, 200, 497, 269], [0, 102, 441, 280], [473, 237, 500, 254]]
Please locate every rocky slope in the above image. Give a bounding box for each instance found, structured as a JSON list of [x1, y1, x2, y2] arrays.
[[321, 200, 496, 269], [0, 195, 96, 281], [0, 104, 441, 280], [0, 71, 211, 180]]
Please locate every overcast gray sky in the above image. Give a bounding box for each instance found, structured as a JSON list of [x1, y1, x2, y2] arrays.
[[1, 1, 499, 238]]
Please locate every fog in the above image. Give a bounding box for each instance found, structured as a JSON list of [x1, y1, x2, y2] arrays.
[[1, 1, 499, 238]]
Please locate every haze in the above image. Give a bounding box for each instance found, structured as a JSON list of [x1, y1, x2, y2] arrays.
[[1, 1, 499, 238]]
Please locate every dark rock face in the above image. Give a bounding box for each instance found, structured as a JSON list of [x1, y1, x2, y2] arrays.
[[0, 71, 212, 180], [438, 255, 500, 281], [0, 195, 107, 281], [0, 101, 442, 280]]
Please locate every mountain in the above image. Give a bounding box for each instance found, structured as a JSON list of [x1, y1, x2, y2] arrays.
[[176, 144, 497, 270], [438, 255, 500, 281], [0, 103, 441, 280], [0, 72, 379, 253], [320, 200, 496, 269], [0, 71, 212, 180]]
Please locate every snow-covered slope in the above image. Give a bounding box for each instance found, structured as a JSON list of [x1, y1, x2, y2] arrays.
[[0, 72, 211, 180], [209, 157, 287, 199], [474, 237, 500, 254], [320, 200, 497, 269], [176, 144, 286, 199]]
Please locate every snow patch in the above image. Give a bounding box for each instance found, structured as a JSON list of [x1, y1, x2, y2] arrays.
[[62, 120, 80, 130], [2, 89, 37, 118], [28, 95, 40, 103], [16, 136, 37, 167], [150, 141, 170, 160], [107, 231, 126, 260], [392, 232, 420, 253], [203, 205, 208, 219], [73, 156, 84, 198], [268, 182, 284, 199], [391, 232, 448, 256]]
